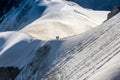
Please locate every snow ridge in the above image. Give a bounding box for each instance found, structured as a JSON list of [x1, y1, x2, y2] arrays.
[[16, 13, 120, 80], [0, 0, 120, 80]]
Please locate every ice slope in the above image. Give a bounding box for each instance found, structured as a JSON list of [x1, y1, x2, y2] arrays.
[[15, 13, 120, 80], [0, 0, 22, 18], [21, 0, 109, 40], [0, 31, 42, 68], [0, 0, 46, 31]]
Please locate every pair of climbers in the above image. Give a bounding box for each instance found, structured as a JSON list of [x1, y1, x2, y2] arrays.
[[56, 36, 59, 39]]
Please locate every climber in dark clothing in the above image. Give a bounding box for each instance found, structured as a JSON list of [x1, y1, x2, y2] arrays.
[[56, 36, 59, 39]]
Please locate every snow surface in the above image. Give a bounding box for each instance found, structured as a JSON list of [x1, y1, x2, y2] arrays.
[[15, 13, 120, 80], [0, 0, 120, 80], [20, 0, 109, 40], [0, 31, 42, 68], [0, 0, 46, 31], [0, 0, 109, 40]]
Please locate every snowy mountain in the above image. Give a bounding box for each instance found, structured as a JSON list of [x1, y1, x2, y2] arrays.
[[20, 1, 109, 40], [15, 13, 120, 80], [0, 0, 46, 31], [0, 0, 109, 40], [0, 0, 120, 80]]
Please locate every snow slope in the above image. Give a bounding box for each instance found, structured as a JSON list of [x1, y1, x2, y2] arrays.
[[0, 0, 120, 80], [0, 31, 42, 68], [0, 0, 46, 31], [20, 0, 109, 40], [0, 0, 109, 40], [14, 13, 120, 80]]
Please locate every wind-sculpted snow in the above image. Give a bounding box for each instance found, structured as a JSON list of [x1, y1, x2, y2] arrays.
[[0, 0, 109, 34], [0, 31, 42, 68], [15, 13, 120, 80], [0, 0, 46, 31], [20, 0, 109, 40]]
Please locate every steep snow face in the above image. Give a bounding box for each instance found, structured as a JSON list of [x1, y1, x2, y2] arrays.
[[0, 31, 42, 68], [69, 0, 120, 10], [20, 0, 109, 40], [0, 0, 22, 18], [0, 0, 46, 31], [16, 13, 120, 80]]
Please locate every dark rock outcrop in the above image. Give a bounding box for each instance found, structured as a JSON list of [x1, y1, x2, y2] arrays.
[[107, 6, 120, 20], [0, 67, 20, 80]]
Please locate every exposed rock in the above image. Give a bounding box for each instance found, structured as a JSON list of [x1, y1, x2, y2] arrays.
[[0, 67, 20, 80], [107, 6, 120, 20]]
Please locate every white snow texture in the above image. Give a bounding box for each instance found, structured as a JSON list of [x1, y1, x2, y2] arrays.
[[0, 0, 120, 80]]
